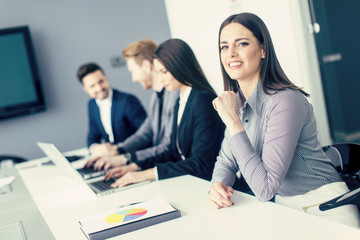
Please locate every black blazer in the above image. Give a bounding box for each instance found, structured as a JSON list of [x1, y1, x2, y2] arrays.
[[135, 88, 225, 181]]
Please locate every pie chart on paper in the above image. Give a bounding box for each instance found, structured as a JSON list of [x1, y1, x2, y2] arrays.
[[105, 208, 148, 223]]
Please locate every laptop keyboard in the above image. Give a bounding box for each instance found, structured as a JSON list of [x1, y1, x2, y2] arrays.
[[65, 155, 84, 162], [90, 179, 116, 191]]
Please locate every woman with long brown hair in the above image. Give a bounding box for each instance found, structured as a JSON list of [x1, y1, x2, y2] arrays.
[[105, 39, 224, 187], [208, 12, 359, 227]]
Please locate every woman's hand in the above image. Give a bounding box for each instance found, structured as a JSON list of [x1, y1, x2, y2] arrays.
[[104, 163, 140, 180], [212, 91, 244, 136], [208, 182, 234, 209], [111, 168, 156, 188]]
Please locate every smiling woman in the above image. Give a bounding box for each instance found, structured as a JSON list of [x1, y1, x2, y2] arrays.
[[219, 23, 264, 96], [208, 12, 360, 228]]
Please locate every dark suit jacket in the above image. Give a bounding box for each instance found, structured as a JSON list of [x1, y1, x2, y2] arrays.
[[135, 88, 225, 181], [87, 89, 147, 147]]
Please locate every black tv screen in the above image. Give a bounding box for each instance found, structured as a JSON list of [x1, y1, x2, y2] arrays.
[[0, 25, 46, 120]]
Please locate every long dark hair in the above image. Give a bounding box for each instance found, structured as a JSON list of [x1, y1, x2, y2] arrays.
[[154, 38, 215, 94], [218, 12, 309, 97]]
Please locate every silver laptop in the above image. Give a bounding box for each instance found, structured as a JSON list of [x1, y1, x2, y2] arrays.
[[37, 142, 150, 197]]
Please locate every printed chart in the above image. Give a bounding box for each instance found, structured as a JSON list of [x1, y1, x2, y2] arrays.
[[105, 208, 148, 223]]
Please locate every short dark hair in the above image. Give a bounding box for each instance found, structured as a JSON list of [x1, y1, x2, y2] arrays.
[[154, 38, 215, 94], [219, 12, 309, 97], [77, 62, 105, 84]]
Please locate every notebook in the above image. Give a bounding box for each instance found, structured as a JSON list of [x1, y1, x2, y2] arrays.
[[37, 142, 150, 197], [79, 198, 181, 240]]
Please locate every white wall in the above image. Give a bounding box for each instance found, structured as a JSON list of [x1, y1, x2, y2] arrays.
[[164, 0, 332, 146], [0, 0, 332, 160]]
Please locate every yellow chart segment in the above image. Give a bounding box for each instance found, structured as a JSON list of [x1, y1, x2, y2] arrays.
[[105, 208, 148, 223], [105, 213, 125, 223]]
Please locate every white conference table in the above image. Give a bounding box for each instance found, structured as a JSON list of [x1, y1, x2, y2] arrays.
[[16, 148, 360, 240]]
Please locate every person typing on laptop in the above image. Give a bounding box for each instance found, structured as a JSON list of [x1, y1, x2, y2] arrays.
[[103, 39, 225, 187], [84, 39, 178, 171]]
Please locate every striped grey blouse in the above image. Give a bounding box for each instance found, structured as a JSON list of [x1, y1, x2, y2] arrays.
[[211, 81, 342, 201]]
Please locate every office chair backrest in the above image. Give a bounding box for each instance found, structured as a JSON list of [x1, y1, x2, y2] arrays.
[[0, 155, 27, 165], [322, 145, 342, 172], [320, 143, 360, 213], [322, 143, 360, 190], [334, 143, 360, 174]]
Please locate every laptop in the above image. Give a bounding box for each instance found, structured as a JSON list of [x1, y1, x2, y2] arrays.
[[37, 142, 150, 196], [52, 152, 106, 180]]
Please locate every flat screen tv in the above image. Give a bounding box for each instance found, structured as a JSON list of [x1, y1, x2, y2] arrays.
[[0, 25, 46, 120]]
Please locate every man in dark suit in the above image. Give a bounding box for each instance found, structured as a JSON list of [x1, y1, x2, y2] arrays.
[[77, 62, 147, 156]]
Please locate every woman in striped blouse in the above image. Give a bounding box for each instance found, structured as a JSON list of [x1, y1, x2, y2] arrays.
[[208, 12, 359, 227]]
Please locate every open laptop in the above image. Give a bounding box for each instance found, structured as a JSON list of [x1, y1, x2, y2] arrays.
[[51, 152, 106, 180], [37, 142, 149, 197]]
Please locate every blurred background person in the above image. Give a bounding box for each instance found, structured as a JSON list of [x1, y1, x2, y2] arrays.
[[77, 62, 146, 157]]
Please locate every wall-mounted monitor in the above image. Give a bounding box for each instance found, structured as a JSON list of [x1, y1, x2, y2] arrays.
[[0, 25, 46, 120]]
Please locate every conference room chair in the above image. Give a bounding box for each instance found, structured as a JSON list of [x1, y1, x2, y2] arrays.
[[0, 155, 27, 168], [320, 143, 360, 211]]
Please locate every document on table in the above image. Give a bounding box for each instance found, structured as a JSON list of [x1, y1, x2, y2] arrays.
[[79, 198, 181, 240]]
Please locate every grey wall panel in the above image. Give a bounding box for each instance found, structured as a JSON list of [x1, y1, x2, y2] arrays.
[[0, 0, 171, 159]]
